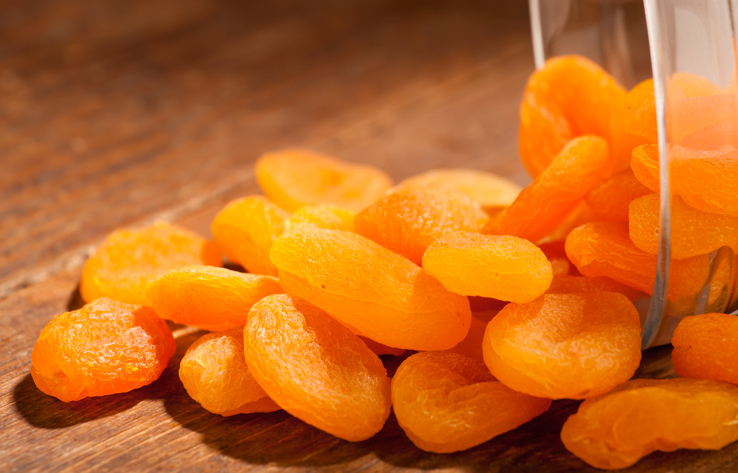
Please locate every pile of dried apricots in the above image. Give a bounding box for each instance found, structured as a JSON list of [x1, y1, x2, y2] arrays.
[[31, 55, 738, 470]]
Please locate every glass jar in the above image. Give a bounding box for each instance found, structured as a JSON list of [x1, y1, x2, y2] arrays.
[[530, 0, 738, 348]]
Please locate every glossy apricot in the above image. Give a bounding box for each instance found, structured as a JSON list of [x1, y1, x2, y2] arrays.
[[672, 313, 738, 385]]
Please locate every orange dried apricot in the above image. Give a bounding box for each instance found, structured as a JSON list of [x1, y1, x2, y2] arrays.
[[211, 196, 289, 276], [392, 168, 522, 210], [561, 378, 738, 470], [355, 189, 488, 265], [269, 227, 471, 351], [179, 327, 279, 416], [447, 316, 488, 361], [423, 231, 552, 304], [546, 275, 646, 302], [392, 351, 551, 453], [586, 170, 651, 222], [283, 204, 354, 232], [672, 145, 738, 217], [630, 144, 660, 192], [609, 79, 657, 172], [538, 240, 577, 276], [565, 221, 711, 299], [629, 194, 738, 259], [545, 200, 598, 243], [482, 293, 641, 399], [147, 266, 283, 331], [80, 222, 222, 306], [244, 294, 391, 441], [519, 56, 625, 176], [31, 298, 175, 402], [487, 136, 611, 243], [672, 313, 738, 385], [256, 148, 392, 212]]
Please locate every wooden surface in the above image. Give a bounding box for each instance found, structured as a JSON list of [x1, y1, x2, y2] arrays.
[[2, 1, 737, 471]]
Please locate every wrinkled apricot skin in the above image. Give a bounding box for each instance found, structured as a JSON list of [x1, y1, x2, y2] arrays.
[[269, 227, 471, 351], [31, 298, 175, 402], [546, 275, 646, 302], [244, 294, 391, 441], [630, 144, 660, 192], [179, 328, 279, 416], [392, 168, 522, 210], [586, 170, 651, 222], [672, 313, 738, 385], [283, 204, 355, 232], [80, 222, 222, 306], [392, 351, 551, 453], [629, 194, 738, 259], [561, 378, 738, 470], [147, 266, 283, 331], [423, 231, 552, 304], [483, 293, 642, 400], [211, 196, 289, 276], [519, 56, 625, 177], [565, 221, 711, 299], [488, 136, 611, 243], [256, 148, 393, 212], [355, 190, 488, 265]]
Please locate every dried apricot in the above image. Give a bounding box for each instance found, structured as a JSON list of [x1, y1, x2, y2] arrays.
[[482, 293, 641, 399], [283, 204, 354, 232], [561, 378, 738, 470], [392, 351, 551, 453], [538, 240, 577, 276], [586, 170, 651, 222], [244, 294, 391, 441], [179, 327, 279, 416], [80, 222, 222, 306], [630, 144, 660, 192], [672, 313, 738, 385], [31, 298, 175, 402], [393, 168, 522, 210], [447, 317, 488, 361], [629, 194, 738, 259], [565, 221, 711, 299], [487, 136, 611, 243], [423, 231, 552, 304], [546, 275, 646, 302], [147, 266, 283, 331], [256, 148, 392, 212], [355, 189, 488, 265], [610, 79, 657, 171], [519, 56, 625, 176], [672, 145, 738, 217], [270, 227, 471, 350], [211, 196, 289, 276]]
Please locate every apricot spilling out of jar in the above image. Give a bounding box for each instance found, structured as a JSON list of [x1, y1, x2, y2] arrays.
[[392, 351, 551, 453]]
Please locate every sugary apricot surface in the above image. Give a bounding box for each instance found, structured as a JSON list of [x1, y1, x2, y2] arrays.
[[392, 168, 522, 210], [672, 313, 738, 385], [244, 294, 391, 441], [255, 148, 392, 212], [610, 79, 657, 171], [423, 231, 552, 304], [482, 293, 641, 399], [519, 56, 625, 176], [31, 298, 175, 402], [269, 227, 471, 350], [487, 136, 611, 242], [565, 221, 710, 299], [586, 170, 651, 222], [179, 327, 279, 416], [392, 351, 551, 453], [561, 378, 738, 470], [546, 275, 646, 302], [355, 190, 488, 265], [283, 204, 355, 232], [629, 194, 738, 259], [80, 222, 222, 306], [211, 196, 289, 276], [147, 266, 283, 331]]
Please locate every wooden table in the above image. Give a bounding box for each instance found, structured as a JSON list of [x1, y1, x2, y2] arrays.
[[2, 1, 736, 471]]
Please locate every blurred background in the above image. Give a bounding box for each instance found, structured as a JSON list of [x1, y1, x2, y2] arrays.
[[2, 0, 533, 296]]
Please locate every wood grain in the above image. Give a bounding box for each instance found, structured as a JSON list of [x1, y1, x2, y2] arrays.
[[2, 1, 737, 472]]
